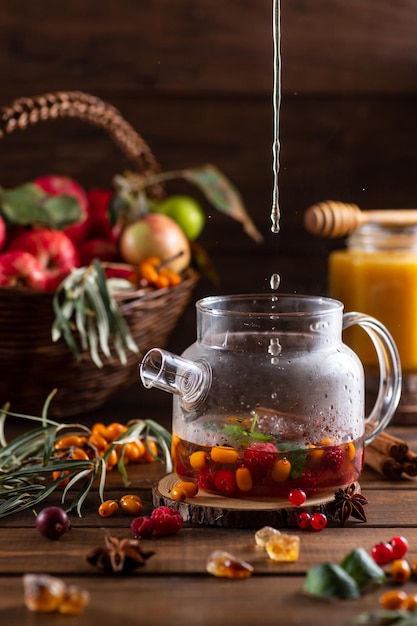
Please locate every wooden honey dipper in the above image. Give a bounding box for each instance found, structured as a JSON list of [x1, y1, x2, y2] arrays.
[[304, 200, 417, 238]]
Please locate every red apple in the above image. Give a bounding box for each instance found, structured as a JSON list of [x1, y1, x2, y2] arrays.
[[0, 215, 6, 251], [0, 250, 47, 290], [119, 213, 191, 273], [78, 237, 121, 267], [8, 228, 79, 291], [86, 188, 115, 241], [102, 262, 138, 282], [34, 175, 90, 244]]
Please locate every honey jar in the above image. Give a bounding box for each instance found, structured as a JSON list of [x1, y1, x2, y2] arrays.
[[329, 221, 417, 423]]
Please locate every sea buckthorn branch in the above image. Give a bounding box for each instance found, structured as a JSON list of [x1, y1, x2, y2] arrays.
[[0, 392, 172, 518]]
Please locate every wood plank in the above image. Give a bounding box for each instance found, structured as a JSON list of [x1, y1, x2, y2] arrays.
[[0, 524, 415, 576], [1, 1, 417, 96], [0, 575, 391, 626]]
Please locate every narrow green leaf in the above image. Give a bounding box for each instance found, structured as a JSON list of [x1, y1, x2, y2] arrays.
[[183, 165, 263, 243], [86, 315, 103, 368]]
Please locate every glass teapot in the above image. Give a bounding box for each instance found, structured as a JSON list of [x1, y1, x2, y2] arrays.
[[140, 294, 401, 500]]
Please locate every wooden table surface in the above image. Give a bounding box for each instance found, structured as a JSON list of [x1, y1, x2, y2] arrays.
[[1, 383, 417, 626]]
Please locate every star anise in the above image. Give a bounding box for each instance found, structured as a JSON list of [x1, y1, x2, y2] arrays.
[[332, 483, 368, 525], [86, 535, 154, 574]]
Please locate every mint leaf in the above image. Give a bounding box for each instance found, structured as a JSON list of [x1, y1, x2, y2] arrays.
[[287, 448, 308, 478], [304, 563, 360, 600], [341, 548, 385, 591]]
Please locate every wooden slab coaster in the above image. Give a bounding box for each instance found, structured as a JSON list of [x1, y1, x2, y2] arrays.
[[152, 473, 354, 529]]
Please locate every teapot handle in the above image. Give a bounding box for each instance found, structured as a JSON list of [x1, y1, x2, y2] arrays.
[[343, 312, 402, 446]]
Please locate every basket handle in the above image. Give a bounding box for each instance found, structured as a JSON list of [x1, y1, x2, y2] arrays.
[[0, 90, 163, 196]]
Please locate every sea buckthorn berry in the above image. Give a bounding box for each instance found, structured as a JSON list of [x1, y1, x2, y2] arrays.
[[371, 542, 394, 565], [404, 593, 417, 611], [119, 495, 143, 516], [210, 446, 239, 465], [189, 450, 208, 470], [288, 489, 307, 507], [310, 512, 328, 531], [139, 262, 159, 283], [71, 448, 90, 461], [307, 445, 325, 464], [296, 512, 311, 529], [271, 458, 291, 482], [170, 485, 188, 502], [235, 467, 253, 492], [176, 481, 198, 498], [343, 441, 356, 461], [104, 422, 127, 442], [123, 440, 145, 463], [391, 559, 411, 584], [379, 589, 408, 610], [91, 422, 107, 436], [87, 432, 108, 453], [52, 470, 70, 488], [105, 448, 119, 470], [98, 500, 119, 518], [142, 439, 159, 463], [154, 274, 170, 289], [55, 435, 87, 450], [390, 535, 409, 559]]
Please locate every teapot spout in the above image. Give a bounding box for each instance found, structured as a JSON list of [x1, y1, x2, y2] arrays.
[[139, 348, 211, 409]]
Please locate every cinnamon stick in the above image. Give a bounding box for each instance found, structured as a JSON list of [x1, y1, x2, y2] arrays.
[[365, 425, 409, 461], [401, 450, 417, 477], [365, 446, 404, 480]]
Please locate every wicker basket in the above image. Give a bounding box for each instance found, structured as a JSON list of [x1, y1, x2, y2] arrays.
[[0, 91, 199, 418]]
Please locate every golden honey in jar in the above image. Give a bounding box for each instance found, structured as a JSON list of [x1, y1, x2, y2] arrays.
[[329, 222, 417, 421]]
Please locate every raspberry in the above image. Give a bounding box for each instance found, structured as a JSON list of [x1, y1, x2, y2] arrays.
[[151, 506, 184, 536], [296, 471, 318, 497], [130, 515, 155, 538], [243, 442, 278, 480], [322, 446, 344, 472], [213, 469, 236, 496], [197, 467, 215, 491]]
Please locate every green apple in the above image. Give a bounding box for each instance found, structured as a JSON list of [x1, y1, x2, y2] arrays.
[[157, 195, 205, 240]]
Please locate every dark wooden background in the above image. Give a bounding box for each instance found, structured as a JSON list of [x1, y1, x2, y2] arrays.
[[0, 0, 417, 352]]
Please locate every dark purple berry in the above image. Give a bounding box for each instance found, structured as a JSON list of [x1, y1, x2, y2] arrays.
[[35, 506, 70, 540]]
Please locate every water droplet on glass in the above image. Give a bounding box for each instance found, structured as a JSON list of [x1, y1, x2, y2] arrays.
[[270, 273, 281, 290], [268, 337, 281, 357]]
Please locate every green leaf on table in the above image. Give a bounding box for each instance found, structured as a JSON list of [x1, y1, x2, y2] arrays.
[[341, 548, 386, 591], [183, 164, 264, 243], [303, 563, 361, 600], [0, 183, 81, 229], [351, 609, 417, 625]]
